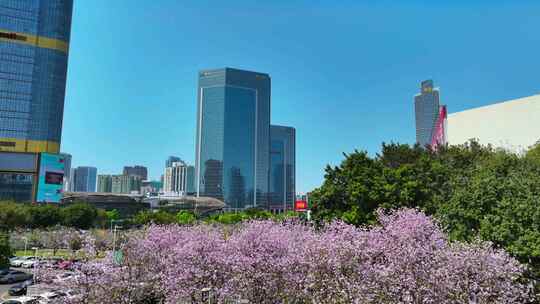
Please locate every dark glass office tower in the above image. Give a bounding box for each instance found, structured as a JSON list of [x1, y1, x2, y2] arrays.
[[72, 166, 97, 192], [195, 68, 271, 209], [0, 0, 73, 153], [414, 80, 442, 147], [269, 125, 295, 211]]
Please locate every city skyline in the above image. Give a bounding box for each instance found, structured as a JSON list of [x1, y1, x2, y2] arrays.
[[60, 1, 540, 193]]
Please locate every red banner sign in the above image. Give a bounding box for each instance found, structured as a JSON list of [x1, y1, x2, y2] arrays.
[[295, 200, 307, 211]]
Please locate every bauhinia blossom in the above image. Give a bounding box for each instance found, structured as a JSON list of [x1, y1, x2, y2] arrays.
[[51, 209, 534, 304]]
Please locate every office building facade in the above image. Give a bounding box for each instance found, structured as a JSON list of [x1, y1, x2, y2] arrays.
[[0, 0, 73, 154], [195, 68, 271, 209], [60, 152, 71, 191], [447, 94, 540, 153], [0, 152, 37, 202], [269, 125, 296, 211], [71, 166, 97, 192], [123, 165, 148, 180], [414, 80, 447, 147], [165, 156, 181, 168], [97, 174, 112, 193], [164, 161, 194, 195], [111, 174, 141, 194]]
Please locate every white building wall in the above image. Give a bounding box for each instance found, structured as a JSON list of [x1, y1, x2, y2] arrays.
[[163, 161, 188, 195], [447, 94, 540, 153]]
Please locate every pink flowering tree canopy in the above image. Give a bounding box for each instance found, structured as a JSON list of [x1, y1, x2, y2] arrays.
[[52, 208, 534, 304]]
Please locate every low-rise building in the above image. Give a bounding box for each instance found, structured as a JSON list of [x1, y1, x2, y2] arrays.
[[447, 94, 540, 153]]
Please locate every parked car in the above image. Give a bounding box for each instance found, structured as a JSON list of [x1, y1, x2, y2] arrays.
[[1, 296, 39, 304], [10, 257, 35, 268], [21, 258, 40, 269], [8, 279, 33, 296], [57, 259, 80, 270], [64, 289, 82, 301], [34, 291, 65, 304], [0, 271, 33, 284], [52, 272, 76, 284], [40, 258, 62, 269], [0, 269, 10, 276]]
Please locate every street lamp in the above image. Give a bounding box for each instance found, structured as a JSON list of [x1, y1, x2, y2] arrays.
[[22, 237, 28, 256]]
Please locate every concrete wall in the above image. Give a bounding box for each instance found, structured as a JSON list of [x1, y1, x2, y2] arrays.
[[447, 94, 540, 153]]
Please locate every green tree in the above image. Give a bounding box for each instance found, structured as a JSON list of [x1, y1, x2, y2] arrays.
[[0, 201, 29, 230], [133, 210, 176, 225], [28, 204, 62, 228], [0, 232, 11, 269], [106, 209, 120, 222], [176, 211, 196, 225], [62, 203, 98, 229], [526, 140, 540, 164], [310, 140, 540, 278]]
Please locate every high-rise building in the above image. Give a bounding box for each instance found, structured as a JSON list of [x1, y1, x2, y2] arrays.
[[60, 153, 72, 191], [195, 68, 271, 209], [163, 161, 195, 195], [0, 1, 73, 203], [68, 168, 75, 191], [72, 166, 97, 192], [186, 165, 195, 194], [165, 156, 181, 168], [122, 165, 148, 180], [0, 0, 73, 154], [111, 174, 141, 194], [97, 174, 113, 193], [269, 125, 296, 211], [414, 80, 446, 147]]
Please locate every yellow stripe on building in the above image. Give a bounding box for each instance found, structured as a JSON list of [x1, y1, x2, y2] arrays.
[[0, 29, 68, 53], [0, 138, 60, 154]]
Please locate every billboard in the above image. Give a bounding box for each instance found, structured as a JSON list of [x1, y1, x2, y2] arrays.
[[295, 200, 308, 211], [36, 153, 65, 203]]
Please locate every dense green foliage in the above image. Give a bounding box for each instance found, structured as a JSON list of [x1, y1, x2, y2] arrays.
[[0, 232, 11, 269], [0, 202, 106, 230], [61, 203, 99, 229], [176, 211, 196, 225], [131, 208, 300, 226], [131, 210, 177, 225], [310, 140, 540, 273], [105, 209, 120, 222]]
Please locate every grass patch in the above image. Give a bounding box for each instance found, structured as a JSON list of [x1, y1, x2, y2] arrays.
[[14, 249, 79, 259]]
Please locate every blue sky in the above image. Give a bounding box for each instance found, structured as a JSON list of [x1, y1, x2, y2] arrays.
[[62, 0, 540, 193]]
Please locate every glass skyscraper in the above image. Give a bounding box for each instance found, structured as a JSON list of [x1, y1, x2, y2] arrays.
[[414, 80, 441, 147], [269, 125, 296, 211], [195, 68, 271, 209], [72, 166, 97, 193], [0, 0, 73, 153]]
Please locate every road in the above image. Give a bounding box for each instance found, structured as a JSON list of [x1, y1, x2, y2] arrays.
[[0, 281, 18, 300], [0, 267, 34, 300]]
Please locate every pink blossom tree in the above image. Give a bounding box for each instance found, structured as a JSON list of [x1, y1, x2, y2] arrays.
[[52, 209, 534, 304]]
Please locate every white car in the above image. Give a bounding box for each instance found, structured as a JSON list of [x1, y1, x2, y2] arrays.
[[34, 291, 64, 304], [64, 290, 82, 300], [10, 257, 35, 268], [52, 272, 75, 284], [21, 259, 40, 269], [1, 296, 40, 304]]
